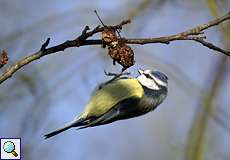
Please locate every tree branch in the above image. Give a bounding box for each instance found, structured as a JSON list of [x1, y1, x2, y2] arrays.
[[0, 12, 230, 84]]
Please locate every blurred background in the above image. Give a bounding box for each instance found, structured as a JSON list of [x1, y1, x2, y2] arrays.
[[0, 0, 230, 160]]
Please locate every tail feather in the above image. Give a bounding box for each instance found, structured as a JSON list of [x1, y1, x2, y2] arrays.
[[44, 119, 84, 139], [44, 124, 73, 139]]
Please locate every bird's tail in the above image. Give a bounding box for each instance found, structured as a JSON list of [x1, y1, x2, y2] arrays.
[[44, 118, 84, 139]]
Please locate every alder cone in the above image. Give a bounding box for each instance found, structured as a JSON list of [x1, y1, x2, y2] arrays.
[[108, 42, 134, 69], [102, 27, 118, 46], [0, 51, 8, 68]]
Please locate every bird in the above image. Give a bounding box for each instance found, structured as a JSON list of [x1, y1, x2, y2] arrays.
[[44, 69, 168, 139]]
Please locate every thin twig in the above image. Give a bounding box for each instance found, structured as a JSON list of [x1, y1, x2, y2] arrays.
[[40, 38, 51, 51], [0, 12, 230, 84], [192, 38, 230, 56]]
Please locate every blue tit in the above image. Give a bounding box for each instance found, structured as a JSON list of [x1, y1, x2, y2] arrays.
[[44, 69, 168, 139]]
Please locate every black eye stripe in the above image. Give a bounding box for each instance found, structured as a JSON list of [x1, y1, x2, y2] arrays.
[[144, 73, 162, 88], [144, 73, 152, 79]]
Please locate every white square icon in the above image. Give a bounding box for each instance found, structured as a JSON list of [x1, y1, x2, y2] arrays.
[[0, 138, 21, 160]]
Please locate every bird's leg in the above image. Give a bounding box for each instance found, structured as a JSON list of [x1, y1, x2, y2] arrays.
[[104, 70, 130, 80], [100, 69, 130, 87]]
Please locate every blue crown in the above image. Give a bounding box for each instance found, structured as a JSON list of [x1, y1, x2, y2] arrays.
[[151, 70, 168, 83]]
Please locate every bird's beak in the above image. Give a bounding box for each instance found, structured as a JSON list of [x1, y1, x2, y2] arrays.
[[138, 69, 144, 75]]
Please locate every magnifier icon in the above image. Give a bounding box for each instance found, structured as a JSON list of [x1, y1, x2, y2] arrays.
[[3, 141, 18, 157]]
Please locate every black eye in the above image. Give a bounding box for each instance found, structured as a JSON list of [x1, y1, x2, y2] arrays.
[[144, 73, 152, 79]]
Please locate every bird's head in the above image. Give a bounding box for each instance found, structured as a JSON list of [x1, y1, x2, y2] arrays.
[[137, 69, 168, 90]]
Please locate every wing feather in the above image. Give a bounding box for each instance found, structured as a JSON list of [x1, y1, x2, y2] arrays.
[[81, 78, 144, 118]]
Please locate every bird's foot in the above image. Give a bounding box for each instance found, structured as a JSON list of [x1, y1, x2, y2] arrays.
[[104, 70, 130, 81]]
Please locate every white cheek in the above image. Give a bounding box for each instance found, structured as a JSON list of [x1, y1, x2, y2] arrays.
[[137, 75, 160, 90]]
